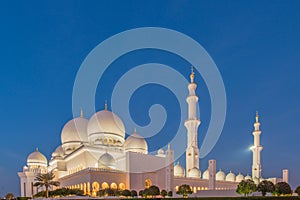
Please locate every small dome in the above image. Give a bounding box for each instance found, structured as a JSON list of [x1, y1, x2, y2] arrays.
[[157, 149, 164, 155], [61, 117, 88, 152], [98, 153, 116, 169], [245, 174, 252, 180], [202, 169, 209, 179], [216, 169, 226, 181], [27, 148, 47, 166], [188, 167, 201, 178], [174, 162, 185, 177], [236, 173, 245, 182], [52, 145, 64, 158], [226, 171, 236, 182], [88, 110, 125, 139], [124, 129, 148, 154]]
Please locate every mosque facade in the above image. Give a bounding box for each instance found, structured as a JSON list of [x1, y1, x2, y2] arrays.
[[18, 70, 288, 197]]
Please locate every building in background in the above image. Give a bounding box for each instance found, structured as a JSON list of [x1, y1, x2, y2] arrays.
[[18, 69, 287, 197]]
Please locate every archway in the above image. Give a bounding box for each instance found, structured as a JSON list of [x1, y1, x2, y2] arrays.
[[119, 183, 125, 190], [110, 182, 117, 189], [92, 181, 100, 197], [102, 182, 109, 189]]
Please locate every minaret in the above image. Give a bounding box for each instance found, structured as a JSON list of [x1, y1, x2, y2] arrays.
[[185, 67, 201, 176], [250, 111, 263, 180]]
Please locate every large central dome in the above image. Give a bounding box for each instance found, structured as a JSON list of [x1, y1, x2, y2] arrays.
[[87, 108, 125, 145]]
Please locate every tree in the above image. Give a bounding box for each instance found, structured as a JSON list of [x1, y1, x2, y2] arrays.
[[236, 179, 256, 196], [34, 171, 60, 198], [257, 180, 275, 196], [148, 185, 160, 197], [138, 190, 144, 197], [176, 184, 193, 198], [143, 188, 149, 197], [161, 189, 167, 198], [167, 190, 173, 197], [295, 185, 300, 196], [121, 189, 131, 197], [5, 193, 14, 200], [131, 190, 137, 197], [274, 182, 292, 196]]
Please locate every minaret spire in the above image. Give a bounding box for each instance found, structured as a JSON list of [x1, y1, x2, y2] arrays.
[[190, 66, 195, 83], [104, 100, 108, 110], [80, 108, 83, 118], [251, 111, 263, 182], [185, 67, 201, 177]]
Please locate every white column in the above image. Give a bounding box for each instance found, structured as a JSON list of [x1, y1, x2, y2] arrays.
[[185, 68, 201, 176], [282, 169, 288, 183], [165, 144, 174, 192], [208, 160, 216, 190], [251, 112, 263, 180]]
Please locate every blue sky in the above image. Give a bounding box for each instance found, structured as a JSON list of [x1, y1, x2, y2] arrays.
[[1, 0, 300, 196]]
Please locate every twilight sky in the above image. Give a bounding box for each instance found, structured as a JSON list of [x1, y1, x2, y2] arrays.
[[1, 0, 300, 196]]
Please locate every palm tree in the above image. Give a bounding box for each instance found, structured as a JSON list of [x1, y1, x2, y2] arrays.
[[34, 171, 60, 198]]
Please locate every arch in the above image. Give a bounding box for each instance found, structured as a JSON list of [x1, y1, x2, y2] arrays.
[[92, 181, 99, 196], [144, 179, 152, 189], [108, 138, 113, 144], [103, 138, 108, 145], [119, 183, 125, 190], [87, 182, 91, 195], [102, 182, 109, 189], [110, 182, 117, 189], [83, 183, 87, 195], [175, 186, 179, 191]]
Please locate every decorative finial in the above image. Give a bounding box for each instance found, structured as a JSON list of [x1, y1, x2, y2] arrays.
[[256, 111, 259, 123], [134, 128, 136, 133], [36, 147, 39, 152], [104, 100, 108, 110], [80, 108, 83, 118], [190, 66, 195, 83], [168, 143, 171, 150]]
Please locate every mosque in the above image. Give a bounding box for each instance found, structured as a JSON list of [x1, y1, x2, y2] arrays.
[[18, 69, 288, 197]]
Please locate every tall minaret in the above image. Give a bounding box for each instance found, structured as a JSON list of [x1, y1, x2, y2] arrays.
[[250, 111, 263, 180], [185, 67, 201, 176]]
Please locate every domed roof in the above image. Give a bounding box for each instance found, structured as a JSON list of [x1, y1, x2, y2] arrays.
[[202, 169, 209, 179], [174, 162, 185, 177], [98, 153, 116, 169], [226, 171, 236, 182], [157, 149, 164, 155], [27, 148, 47, 166], [216, 169, 226, 181], [124, 129, 148, 154], [236, 173, 245, 182], [245, 174, 252, 180], [188, 167, 201, 178], [61, 117, 88, 144], [88, 109, 125, 138], [51, 145, 64, 158]]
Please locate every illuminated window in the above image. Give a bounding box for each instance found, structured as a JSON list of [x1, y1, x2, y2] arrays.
[[110, 182, 117, 189], [145, 179, 152, 189], [119, 183, 125, 190], [102, 182, 109, 189]]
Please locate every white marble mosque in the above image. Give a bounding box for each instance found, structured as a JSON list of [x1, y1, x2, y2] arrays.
[[18, 69, 288, 197]]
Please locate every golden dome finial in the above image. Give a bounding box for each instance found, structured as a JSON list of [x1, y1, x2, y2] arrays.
[[190, 66, 195, 83], [256, 111, 259, 123], [36, 147, 39, 152]]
